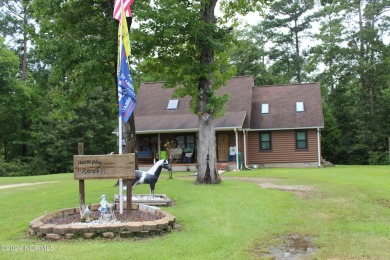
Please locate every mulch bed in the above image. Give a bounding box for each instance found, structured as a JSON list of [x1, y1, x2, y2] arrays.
[[44, 210, 162, 225]]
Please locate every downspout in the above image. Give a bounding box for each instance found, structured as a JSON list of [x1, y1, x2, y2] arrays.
[[317, 128, 321, 167], [157, 133, 161, 163], [243, 129, 248, 169], [234, 128, 239, 169]]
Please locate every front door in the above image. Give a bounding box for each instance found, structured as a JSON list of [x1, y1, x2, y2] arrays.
[[217, 134, 229, 162]]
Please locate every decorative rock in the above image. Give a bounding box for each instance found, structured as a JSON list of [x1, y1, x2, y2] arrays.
[[53, 224, 70, 235], [39, 224, 56, 234], [61, 208, 75, 217], [71, 225, 89, 234], [173, 223, 181, 230], [142, 221, 157, 231], [46, 233, 62, 240], [106, 223, 123, 233], [64, 233, 74, 239], [138, 204, 148, 212], [154, 219, 168, 230], [102, 232, 116, 239], [126, 222, 143, 232], [84, 233, 96, 239], [31, 221, 44, 232], [89, 224, 107, 233], [163, 213, 176, 225], [146, 206, 160, 214]]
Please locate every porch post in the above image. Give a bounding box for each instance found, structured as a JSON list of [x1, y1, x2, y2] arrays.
[[234, 128, 239, 169], [243, 129, 247, 168], [317, 128, 321, 167], [158, 133, 161, 160]]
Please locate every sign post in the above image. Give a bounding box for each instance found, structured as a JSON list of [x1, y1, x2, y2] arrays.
[[74, 153, 135, 214]]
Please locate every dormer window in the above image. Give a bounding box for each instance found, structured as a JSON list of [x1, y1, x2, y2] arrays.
[[167, 99, 179, 110], [261, 103, 269, 114], [296, 101, 304, 112]]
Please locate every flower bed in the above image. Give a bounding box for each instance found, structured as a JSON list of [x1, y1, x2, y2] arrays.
[[28, 204, 176, 240]]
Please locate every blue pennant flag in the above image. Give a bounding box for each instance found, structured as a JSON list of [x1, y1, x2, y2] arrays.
[[117, 44, 136, 122]]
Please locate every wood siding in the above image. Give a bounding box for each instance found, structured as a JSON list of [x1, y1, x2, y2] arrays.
[[137, 129, 320, 166], [246, 129, 319, 164]]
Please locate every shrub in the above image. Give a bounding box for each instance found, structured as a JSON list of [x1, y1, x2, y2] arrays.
[[0, 158, 29, 176], [368, 151, 389, 165]]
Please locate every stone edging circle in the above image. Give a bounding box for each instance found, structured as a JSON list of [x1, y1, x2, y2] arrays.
[[29, 204, 176, 240]]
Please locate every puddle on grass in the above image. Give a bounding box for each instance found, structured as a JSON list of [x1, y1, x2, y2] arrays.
[[375, 198, 390, 208], [253, 234, 315, 259]]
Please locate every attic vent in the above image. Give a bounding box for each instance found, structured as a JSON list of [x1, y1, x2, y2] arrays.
[[296, 101, 304, 112], [167, 99, 179, 110], [261, 103, 269, 114]]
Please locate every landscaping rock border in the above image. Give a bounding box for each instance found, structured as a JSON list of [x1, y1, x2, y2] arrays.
[[28, 204, 175, 240]]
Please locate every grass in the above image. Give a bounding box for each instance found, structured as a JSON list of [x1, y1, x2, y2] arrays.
[[0, 165, 389, 259]]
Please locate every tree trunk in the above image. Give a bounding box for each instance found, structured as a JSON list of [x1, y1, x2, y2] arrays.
[[196, 89, 220, 184], [124, 114, 138, 170], [294, 19, 302, 83], [196, 0, 220, 184], [22, 4, 28, 81]]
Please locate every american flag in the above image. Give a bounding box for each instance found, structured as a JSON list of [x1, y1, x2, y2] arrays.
[[113, 0, 135, 21]]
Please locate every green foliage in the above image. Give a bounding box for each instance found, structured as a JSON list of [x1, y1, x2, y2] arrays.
[[133, 0, 236, 116], [0, 37, 27, 161], [24, 0, 119, 173], [229, 25, 274, 85], [321, 101, 341, 163], [0, 0, 389, 175], [258, 0, 315, 83], [368, 151, 389, 165]]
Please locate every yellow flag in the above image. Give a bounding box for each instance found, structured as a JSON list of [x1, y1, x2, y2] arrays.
[[117, 7, 131, 73], [121, 8, 131, 58]]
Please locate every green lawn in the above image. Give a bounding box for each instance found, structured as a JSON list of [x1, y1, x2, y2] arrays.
[[0, 166, 389, 259]]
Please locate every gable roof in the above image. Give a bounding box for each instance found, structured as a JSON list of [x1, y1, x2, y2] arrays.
[[132, 78, 324, 134], [250, 83, 324, 130], [134, 76, 254, 133]]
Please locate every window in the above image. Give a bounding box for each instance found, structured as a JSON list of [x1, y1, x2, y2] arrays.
[[167, 99, 179, 110], [260, 132, 272, 151], [296, 130, 307, 149], [139, 135, 158, 151], [176, 134, 195, 151], [261, 103, 269, 114], [296, 101, 304, 112]]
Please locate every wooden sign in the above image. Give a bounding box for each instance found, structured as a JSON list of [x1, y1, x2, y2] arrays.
[[74, 154, 135, 180]]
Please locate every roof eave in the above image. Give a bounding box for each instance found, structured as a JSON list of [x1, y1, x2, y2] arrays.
[[248, 126, 324, 131], [135, 126, 244, 134]]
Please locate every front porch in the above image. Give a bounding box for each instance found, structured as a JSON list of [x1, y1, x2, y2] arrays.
[[135, 131, 244, 170]]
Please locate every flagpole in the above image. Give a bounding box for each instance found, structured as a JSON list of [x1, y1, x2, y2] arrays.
[[119, 118, 123, 214], [118, 0, 124, 215]]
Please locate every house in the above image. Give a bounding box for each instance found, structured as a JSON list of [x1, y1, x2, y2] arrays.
[[129, 76, 324, 169]]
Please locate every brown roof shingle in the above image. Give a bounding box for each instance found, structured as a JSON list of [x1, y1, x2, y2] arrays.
[[250, 83, 324, 130], [134, 76, 254, 133], [133, 78, 324, 133]]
